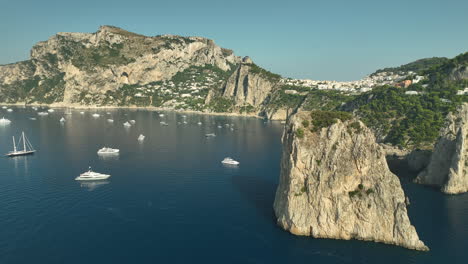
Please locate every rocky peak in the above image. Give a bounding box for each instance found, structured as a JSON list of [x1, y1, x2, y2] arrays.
[[415, 103, 468, 194], [274, 111, 428, 251]]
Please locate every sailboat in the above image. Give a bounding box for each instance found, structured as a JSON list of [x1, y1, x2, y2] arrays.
[[5, 132, 36, 157]]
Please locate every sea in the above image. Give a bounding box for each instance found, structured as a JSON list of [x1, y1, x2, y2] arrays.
[[0, 107, 467, 264]]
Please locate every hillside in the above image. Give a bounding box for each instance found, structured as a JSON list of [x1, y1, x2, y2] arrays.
[[372, 57, 449, 76], [0, 25, 287, 117]]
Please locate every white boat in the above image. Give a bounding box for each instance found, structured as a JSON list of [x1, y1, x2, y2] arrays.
[[182, 115, 186, 118], [197, 122, 202, 125], [92, 113, 100, 118], [1, 106, 6, 109], [123, 122, 131, 127], [97, 147, 120, 155], [205, 133, 216, 137], [7, 108, 13, 112], [5, 132, 36, 157], [48, 109, 55, 113], [182, 121, 187, 124], [217, 125, 222, 128], [159, 114, 164, 117], [32, 107, 38, 111], [130, 120, 136, 124], [138, 134, 145, 141], [38, 112, 49, 116], [221, 157, 240, 165], [60, 117, 66, 122], [29, 117, 37, 120], [80, 111, 85, 115], [0, 117, 11, 125], [106, 112, 111, 115], [160, 121, 168, 126], [75, 167, 111, 181], [107, 119, 114, 123]]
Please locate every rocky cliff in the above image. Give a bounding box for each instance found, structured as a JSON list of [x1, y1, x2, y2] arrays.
[[0, 25, 287, 116], [273, 111, 428, 251], [414, 103, 468, 194]]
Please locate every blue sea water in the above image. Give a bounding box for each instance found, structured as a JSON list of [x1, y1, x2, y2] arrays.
[[0, 107, 467, 264]]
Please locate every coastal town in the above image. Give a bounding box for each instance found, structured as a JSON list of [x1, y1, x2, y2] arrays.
[[281, 70, 426, 94]]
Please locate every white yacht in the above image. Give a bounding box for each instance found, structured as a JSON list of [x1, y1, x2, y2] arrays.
[[160, 121, 168, 126], [80, 111, 85, 115], [38, 112, 49, 116], [1, 106, 6, 109], [205, 133, 216, 137], [75, 167, 111, 181], [107, 119, 114, 123], [97, 147, 120, 155], [138, 134, 145, 141], [5, 132, 36, 157], [221, 157, 240, 165], [130, 120, 136, 124], [0, 117, 11, 125], [60, 117, 66, 122], [159, 113, 164, 117], [197, 122, 202, 125], [48, 109, 55, 113], [92, 113, 100, 118], [123, 121, 131, 127], [7, 108, 13, 112]]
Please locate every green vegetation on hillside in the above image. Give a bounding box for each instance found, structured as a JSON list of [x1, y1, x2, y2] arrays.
[[372, 57, 449, 75], [309, 110, 352, 132]]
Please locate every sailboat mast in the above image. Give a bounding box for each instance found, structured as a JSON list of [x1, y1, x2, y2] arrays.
[[22, 132, 26, 151], [12, 136, 16, 152]]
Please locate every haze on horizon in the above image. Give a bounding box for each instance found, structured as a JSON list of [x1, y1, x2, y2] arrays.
[[1, 0, 467, 81]]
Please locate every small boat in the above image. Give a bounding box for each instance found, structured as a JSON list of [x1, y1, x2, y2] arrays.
[[60, 117, 66, 122], [159, 114, 164, 117], [197, 122, 202, 125], [97, 147, 119, 155], [205, 133, 216, 137], [32, 107, 38, 111], [107, 119, 114, 123], [48, 109, 55, 113], [106, 112, 111, 115], [38, 112, 49, 116], [160, 121, 168, 126], [138, 134, 145, 141], [182, 115, 187, 118], [29, 117, 37, 120], [75, 167, 111, 181], [1, 106, 6, 109], [130, 120, 136, 124], [217, 125, 222, 128], [7, 108, 13, 112], [123, 122, 131, 127], [80, 111, 85, 115], [5, 132, 36, 157], [92, 113, 100, 118], [0, 117, 11, 125], [221, 157, 240, 165], [182, 121, 187, 124]]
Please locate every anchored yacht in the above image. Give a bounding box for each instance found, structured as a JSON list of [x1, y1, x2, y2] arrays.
[[221, 157, 240, 165], [0, 117, 11, 125], [138, 134, 145, 141], [75, 167, 111, 181], [5, 132, 36, 157], [97, 147, 120, 155]]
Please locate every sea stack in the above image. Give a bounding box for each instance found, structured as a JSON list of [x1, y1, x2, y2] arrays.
[[415, 103, 468, 194], [273, 111, 428, 251]]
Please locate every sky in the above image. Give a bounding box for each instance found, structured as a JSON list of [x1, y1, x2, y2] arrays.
[[1, 0, 467, 81]]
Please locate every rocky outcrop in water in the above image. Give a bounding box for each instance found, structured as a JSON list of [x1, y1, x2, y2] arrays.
[[273, 111, 428, 251], [415, 103, 468, 194]]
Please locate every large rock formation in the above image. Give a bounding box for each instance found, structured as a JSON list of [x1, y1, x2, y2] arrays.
[[220, 57, 280, 108], [274, 111, 428, 251], [414, 103, 468, 194]]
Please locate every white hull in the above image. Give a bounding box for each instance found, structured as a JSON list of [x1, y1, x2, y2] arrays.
[[75, 175, 111, 181], [6, 150, 36, 157]]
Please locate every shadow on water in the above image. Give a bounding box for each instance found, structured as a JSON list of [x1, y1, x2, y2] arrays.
[[231, 173, 278, 222]]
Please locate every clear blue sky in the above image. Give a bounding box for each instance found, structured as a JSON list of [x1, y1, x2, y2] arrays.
[[1, 0, 467, 81]]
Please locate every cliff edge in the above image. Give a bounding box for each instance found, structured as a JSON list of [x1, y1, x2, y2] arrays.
[[273, 111, 428, 251], [415, 103, 468, 194]]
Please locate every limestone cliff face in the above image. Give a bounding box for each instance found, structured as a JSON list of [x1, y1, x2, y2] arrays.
[[273, 111, 428, 251], [221, 60, 279, 108], [0, 25, 242, 106], [415, 103, 468, 194]]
